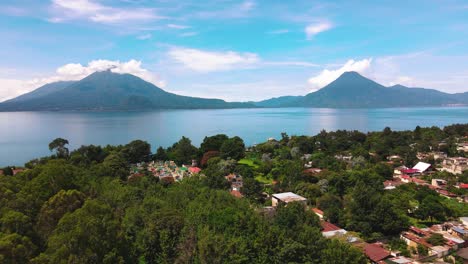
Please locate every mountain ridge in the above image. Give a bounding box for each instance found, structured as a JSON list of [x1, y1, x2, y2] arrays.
[[0, 70, 254, 111], [0, 70, 466, 111], [255, 71, 468, 108]]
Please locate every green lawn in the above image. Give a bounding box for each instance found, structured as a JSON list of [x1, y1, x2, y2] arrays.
[[238, 158, 259, 169], [255, 174, 273, 184]]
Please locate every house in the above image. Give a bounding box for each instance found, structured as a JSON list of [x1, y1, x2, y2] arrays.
[[320, 221, 347, 238], [225, 173, 243, 189], [385, 256, 415, 264], [460, 217, 468, 227], [436, 189, 457, 199], [400, 168, 420, 176], [440, 157, 468, 174], [412, 161, 432, 174], [451, 226, 468, 240], [394, 166, 408, 175], [431, 179, 447, 188], [429, 245, 450, 258], [12, 168, 24, 175], [363, 243, 391, 264], [271, 192, 307, 207], [312, 208, 324, 219], [400, 174, 411, 183], [456, 142, 468, 152], [0, 169, 3, 175], [188, 166, 202, 174]]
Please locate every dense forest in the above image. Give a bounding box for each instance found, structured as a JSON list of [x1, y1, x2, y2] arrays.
[[1, 124, 467, 263]]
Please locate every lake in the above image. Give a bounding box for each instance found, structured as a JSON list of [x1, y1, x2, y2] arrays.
[[1, 107, 467, 166]]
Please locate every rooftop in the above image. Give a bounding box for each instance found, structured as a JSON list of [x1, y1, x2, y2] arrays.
[[364, 243, 391, 263], [272, 192, 307, 203]]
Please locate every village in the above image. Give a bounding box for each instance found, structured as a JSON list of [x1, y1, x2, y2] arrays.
[[123, 136, 468, 264]]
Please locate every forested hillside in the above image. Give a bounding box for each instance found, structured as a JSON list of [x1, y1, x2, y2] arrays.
[[1, 124, 467, 263]]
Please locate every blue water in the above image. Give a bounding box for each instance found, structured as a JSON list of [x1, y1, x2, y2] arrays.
[[0, 107, 467, 166]]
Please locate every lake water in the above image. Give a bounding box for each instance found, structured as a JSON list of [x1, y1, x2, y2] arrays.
[[0, 107, 467, 166]]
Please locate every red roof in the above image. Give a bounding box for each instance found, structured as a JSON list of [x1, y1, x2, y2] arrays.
[[189, 167, 202, 173], [312, 208, 324, 215], [437, 189, 456, 197], [321, 221, 342, 232], [411, 178, 427, 184], [230, 189, 243, 198], [460, 183, 468, 189], [364, 243, 390, 262]]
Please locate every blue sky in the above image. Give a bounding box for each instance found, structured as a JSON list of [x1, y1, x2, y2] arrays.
[[0, 0, 467, 102]]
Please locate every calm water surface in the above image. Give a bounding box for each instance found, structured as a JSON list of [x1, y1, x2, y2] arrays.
[[1, 107, 467, 166]]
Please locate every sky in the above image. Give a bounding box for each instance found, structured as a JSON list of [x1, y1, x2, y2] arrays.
[[0, 0, 467, 102]]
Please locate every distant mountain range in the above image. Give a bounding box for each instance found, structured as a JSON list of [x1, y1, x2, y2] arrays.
[[0, 70, 253, 111], [255, 71, 468, 108], [0, 70, 466, 111]]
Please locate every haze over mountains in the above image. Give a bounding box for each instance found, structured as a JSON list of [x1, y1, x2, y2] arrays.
[[0, 71, 466, 111]]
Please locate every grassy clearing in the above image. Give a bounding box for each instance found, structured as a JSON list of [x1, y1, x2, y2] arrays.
[[238, 158, 259, 169]]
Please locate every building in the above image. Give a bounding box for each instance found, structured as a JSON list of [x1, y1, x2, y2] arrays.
[[271, 192, 307, 207], [431, 179, 447, 188], [320, 221, 347, 238], [312, 208, 324, 219], [440, 157, 468, 174], [460, 217, 468, 227], [364, 243, 391, 264], [412, 161, 432, 174]]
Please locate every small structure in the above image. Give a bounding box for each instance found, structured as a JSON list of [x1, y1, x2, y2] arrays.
[[431, 179, 447, 188], [312, 208, 324, 219], [12, 168, 24, 175], [412, 161, 432, 174], [271, 192, 307, 207], [440, 157, 468, 174], [460, 217, 468, 227], [364, 243, 391, 264], [188, 166, 202, 174], [320, 221, 347, 238]]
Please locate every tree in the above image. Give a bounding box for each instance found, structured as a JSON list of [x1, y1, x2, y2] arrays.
[[36, 189, 86, 241], [153, 146, 168, 161], [0, 233, 37, 264], [200, 134, 229, 153], [416, 196, 447, 222], [241, 178, 263, 202], [167, 137, 198, 165], [220, 136, 245, 160], [417, 244, 428, 256], [321, 239, 366, 264], [34, 200, 130, 263], [48, 138, 69, 158], [101, 152, 129, 180], [122, 140, 151, 164]]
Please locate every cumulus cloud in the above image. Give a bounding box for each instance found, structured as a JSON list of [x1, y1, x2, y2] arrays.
[[49, 0, 162, 24], [308, 59, 372, 89], [0, 59, 165, 102], [168, 47, 260, 72], [167, 24, 190, 29], [305, 21, 333, 39]]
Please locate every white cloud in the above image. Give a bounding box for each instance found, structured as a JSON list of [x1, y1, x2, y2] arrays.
[[137, 33, 152, 40], [167, 24, 190, 29], [0, 59, 165, 102], [49, 0, 162, 24], [308, 58, 372, 89], [389, 76, 414, 87], [168, 47, 260, 72], [305, 21, 333, 39]]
